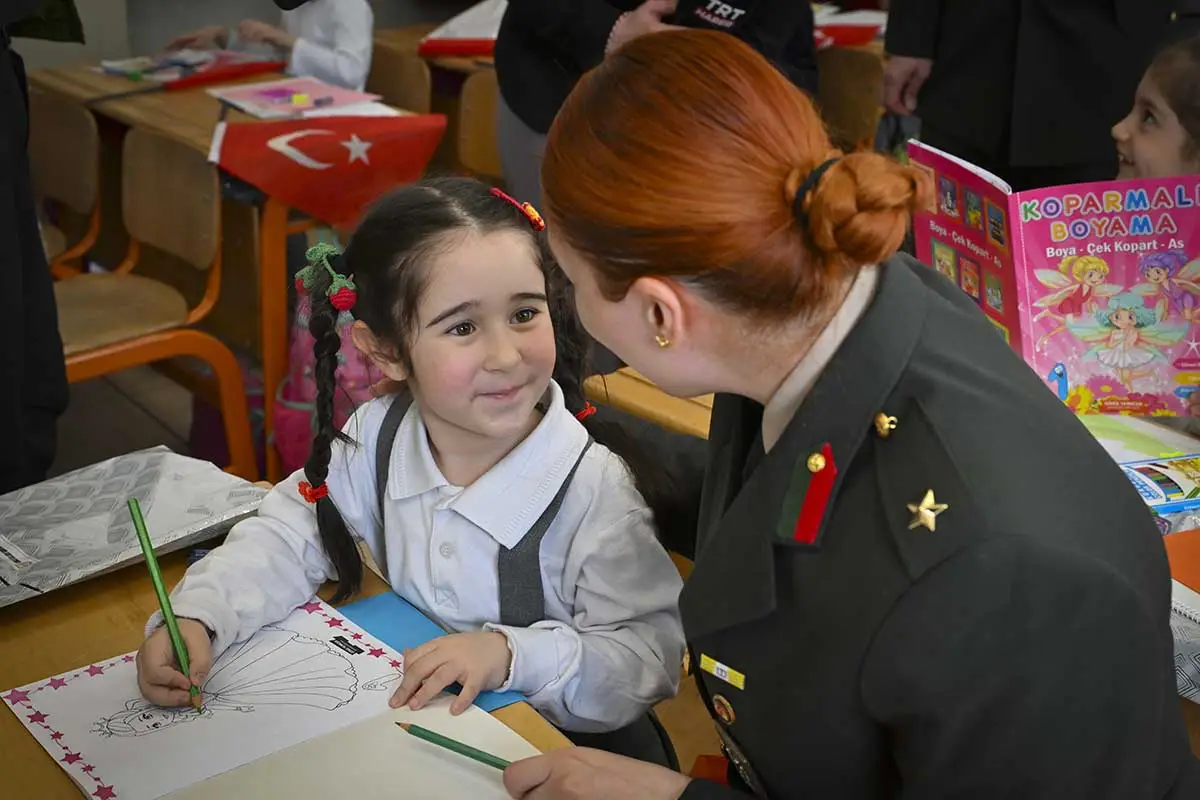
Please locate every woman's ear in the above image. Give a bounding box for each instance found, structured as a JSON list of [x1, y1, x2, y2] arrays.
[[629, 276, 689, 347], [351, 321, 407, 382]]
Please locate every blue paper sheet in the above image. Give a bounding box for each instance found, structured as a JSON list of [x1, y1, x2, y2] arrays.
[[340, 591, 523, 712]]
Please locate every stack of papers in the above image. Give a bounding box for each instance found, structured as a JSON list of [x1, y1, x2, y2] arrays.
[[208, 77, 381, 120], [0, 446, 265, 608]]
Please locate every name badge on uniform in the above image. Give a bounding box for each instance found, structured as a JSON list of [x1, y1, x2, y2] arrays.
[[699, 654, 746, 690]]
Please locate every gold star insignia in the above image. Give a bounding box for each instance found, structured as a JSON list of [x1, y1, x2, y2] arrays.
[[907, 489, 948, 532]]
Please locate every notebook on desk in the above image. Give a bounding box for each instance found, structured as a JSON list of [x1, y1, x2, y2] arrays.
[[1167, 529, 1200, 701], [1176, 580, 1200, 625]]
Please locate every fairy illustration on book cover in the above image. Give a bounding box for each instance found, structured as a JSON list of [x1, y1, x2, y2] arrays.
[[92, 627, 358, 737], [1065, 292, 1190, 390], [1131, 249, 1200, 322], [1032, 255, 1122, 351]]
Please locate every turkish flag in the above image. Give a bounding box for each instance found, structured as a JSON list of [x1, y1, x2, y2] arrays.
[[211, 114, 447, 227]]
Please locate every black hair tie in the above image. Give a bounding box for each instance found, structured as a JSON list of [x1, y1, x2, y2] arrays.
[[793, 158, 841, 223]]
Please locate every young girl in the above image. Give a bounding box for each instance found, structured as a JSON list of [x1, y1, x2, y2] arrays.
[[1113, 33, 1200, 180], [135, 178, 684, 757], [1111, 35, 1200, 420], [167, 0, 373, 91]]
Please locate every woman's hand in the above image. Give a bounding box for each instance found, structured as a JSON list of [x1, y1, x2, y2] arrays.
[[389, 631, 511, 715], [237, 19, 296, 51], [503, 748, 692, 800], [136, 619, 213, 707], [606, 0, 683, 55], [1189, 390, 1200, 417], [166, 25, 227, 51]]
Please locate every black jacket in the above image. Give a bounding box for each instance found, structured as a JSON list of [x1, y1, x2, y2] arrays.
[[495, 0, 816, 135], [886, 0, 1173, 168], [3, 0, 50, 27], [678, 255, 1200, 798]]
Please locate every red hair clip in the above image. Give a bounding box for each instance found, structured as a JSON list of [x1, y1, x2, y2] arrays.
[[575, 402, 598, 422], [490, 187, 546, 231], [298, 480, 329, 503]]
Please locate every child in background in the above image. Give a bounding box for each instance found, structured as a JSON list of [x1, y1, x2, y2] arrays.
[[167, 0, 373, 91], [1113, 33, 1200, 180], [1110, 35, 1200, 421], [134, 178, 684, 762]]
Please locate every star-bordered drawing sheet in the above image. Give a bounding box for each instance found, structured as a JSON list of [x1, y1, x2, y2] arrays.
[[2, 601, 411, 800]]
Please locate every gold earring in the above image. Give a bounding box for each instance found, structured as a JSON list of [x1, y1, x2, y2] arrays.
[[655, 334, 671, 348]]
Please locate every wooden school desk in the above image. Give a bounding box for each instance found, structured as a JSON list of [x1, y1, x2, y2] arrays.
[[0, 549, 570, 799], [585, 368, 714, 440], [28, 64, 372, 483]]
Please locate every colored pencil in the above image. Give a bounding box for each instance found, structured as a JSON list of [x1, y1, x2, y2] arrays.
[[396, 722, 511, 770], [127, 498, 202, 711]]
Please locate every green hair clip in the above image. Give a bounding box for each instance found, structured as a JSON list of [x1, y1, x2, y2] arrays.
[[295, 243, 357, 312]]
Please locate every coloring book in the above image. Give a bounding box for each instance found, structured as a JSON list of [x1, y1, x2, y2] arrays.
[[0, 600, 535, 799], [0, 447, 264, 609], [208, 77, 380, 119], [908, 141, 1200, 417], [1078, 416, 1200, 518]]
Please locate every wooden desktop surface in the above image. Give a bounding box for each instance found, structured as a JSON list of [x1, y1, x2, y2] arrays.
[[0, 551, 570, 799], [28, 65, 282, 154], [585, 368, 714, 440]]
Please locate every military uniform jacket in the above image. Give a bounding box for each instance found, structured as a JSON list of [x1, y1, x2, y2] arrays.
[[679, 255, 1200, 799]]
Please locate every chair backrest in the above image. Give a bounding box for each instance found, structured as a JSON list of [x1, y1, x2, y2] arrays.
[[28, 88, 99, 215], [122, 126, 219, 271], [368, 25, 436, 114], [458, 68, 503, 180], [815, 45, 885, 151]]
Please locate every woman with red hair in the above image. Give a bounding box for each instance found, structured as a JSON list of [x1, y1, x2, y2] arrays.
[[502, 28, 1200, 800]]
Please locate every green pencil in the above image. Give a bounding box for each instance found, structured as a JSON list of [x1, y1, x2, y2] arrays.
[[127, 498, 202, 711], [396, 722, 511, 770]]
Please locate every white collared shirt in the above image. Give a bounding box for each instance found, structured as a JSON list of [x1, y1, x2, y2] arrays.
[[281, 0, 373, 91], [153, 382, 684, 733], [762, 265, 880, 452]]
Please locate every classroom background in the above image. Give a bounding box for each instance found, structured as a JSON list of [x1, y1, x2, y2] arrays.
[[5, 1, 1199, 795]]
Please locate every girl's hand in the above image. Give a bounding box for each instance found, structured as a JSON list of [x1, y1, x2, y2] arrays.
[[503, 748, 691, 800], [389, 632, 511, 715], [237, 19, 296, 51], [166, 25, 227, 50], [1189, 390, 1200, 417], [136, 619, 213, 707]]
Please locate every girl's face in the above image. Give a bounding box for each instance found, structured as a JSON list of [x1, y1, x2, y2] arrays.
[[1110, 308, 1138, 329], [1145, 265, 1169, 284], [1112, 73, 1200, 180], [404, 230, 556, 449], [1084, 269, 1105, 286]]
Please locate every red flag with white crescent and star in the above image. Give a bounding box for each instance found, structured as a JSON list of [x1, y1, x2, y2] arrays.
[[210, 114, 447, 227]]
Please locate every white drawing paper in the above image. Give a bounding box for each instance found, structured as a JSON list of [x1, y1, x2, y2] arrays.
[[0, 446, 265, 609], [2, 601, 406, 800], [165, 699, 542, 799]]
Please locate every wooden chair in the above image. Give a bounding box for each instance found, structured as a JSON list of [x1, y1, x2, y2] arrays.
[[458, 68, 504, 181], [52, 127, 259, 481], [368, 24, 436, 114], [27, 88, 101, 279]]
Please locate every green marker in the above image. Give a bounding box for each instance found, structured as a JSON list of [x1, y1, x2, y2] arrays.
[[396, 722, 511, 770], [128, 498, 202, 711]]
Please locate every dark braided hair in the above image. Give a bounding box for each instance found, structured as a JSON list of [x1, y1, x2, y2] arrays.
[[304, 251, 361, 603], [304, 177, 681, 603]]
